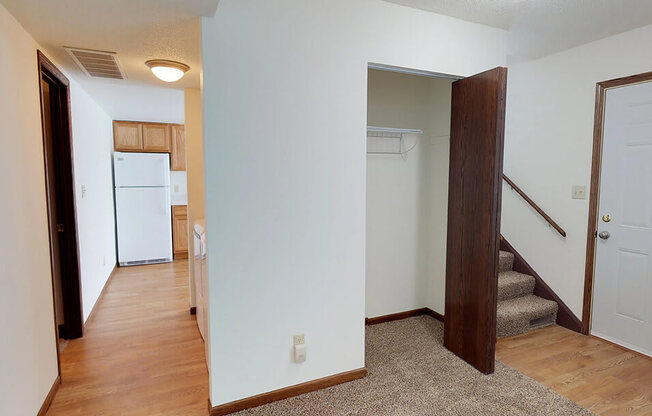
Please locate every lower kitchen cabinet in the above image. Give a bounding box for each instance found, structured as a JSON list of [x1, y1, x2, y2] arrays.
[[172, 205, 188, 259]]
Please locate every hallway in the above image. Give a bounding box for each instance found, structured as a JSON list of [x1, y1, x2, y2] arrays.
[[46, 261, 209, 416]]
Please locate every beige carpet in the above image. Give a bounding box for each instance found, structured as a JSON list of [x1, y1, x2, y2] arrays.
[[233, 316, 594, 415]]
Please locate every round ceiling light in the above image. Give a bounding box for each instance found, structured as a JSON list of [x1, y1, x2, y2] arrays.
[[145, 59, 190, 82]]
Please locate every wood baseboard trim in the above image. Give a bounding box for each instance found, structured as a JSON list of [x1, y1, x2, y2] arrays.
[[84, 265, 117, 330], [424, 307, 444, 322], [500, 237, 582, 333], [366, 307, 444, 325], [37, 375, 61, 416], [190, 306, 197, 315], [208, 368, 367, 415], [366, 308, 425, 325], [174, 252, 189, 260]]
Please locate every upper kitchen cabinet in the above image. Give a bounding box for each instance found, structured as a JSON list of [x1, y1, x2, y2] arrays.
[[142, 123, 171, 152], [171, 125, 186, 171], [113, 121, 186, 168], [113, 121, 143, 151]]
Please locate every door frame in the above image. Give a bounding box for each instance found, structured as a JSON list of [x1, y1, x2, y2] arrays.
[[37, 50, 84, 346], [582, 70, 652, 335]]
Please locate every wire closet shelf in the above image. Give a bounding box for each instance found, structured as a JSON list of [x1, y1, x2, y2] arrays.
[[367, 126, 423, 158]]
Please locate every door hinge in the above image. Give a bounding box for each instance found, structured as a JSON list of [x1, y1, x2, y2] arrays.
[[57, 224, 64, 232]]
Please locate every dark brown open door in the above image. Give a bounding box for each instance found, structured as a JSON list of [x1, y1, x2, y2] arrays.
[[38, 50, 84, 340], [444, 67, 507, 374]]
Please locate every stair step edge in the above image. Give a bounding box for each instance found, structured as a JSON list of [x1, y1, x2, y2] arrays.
[[497, 271, 536, 301], [498, 251, 515, 272], [498, 270, 535, 282], [497, 295, 558, 320]]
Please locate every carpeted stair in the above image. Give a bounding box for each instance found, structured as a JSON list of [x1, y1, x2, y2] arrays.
[[497, 251, 558, 338]]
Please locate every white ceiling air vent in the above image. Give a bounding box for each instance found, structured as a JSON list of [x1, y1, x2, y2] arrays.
[[64, 47, 126, 80]]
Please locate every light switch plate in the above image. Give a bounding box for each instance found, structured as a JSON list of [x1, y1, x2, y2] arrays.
[[572, 185, 587, 200]]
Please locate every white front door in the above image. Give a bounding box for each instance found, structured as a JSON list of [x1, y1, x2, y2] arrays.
[[592, 80, 652, 356]]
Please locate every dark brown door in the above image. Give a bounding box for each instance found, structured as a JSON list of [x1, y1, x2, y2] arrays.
[[444, 67, 507, 374], [38, 51, 84, 340], [41, 79, 67, 334]]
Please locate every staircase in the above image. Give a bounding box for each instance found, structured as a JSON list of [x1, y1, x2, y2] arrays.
[[497, 251, 558, 338]]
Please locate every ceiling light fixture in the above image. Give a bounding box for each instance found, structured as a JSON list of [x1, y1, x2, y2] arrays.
[[145, 59, 190, 82]]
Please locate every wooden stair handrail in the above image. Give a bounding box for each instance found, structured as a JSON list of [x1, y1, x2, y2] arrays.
[[503, 174, 567, 237]]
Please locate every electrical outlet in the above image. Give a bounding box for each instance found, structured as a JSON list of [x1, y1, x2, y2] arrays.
[[293, 334, 306, 363], [572, 185, 587, 200], [293, 343, 306, 363]]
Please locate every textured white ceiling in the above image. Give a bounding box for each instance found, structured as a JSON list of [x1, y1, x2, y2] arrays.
[[382, 0, 652, 58], [1, 0, 220, 89], [6, 0, 652, 87]]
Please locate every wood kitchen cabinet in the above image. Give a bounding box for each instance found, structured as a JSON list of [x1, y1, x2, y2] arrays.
[[142, 123, 171, 152], [172, 205, 188, 259], [114, 121, 185, 166], [113, 121, 142, 151], [170, 125, 186, 171]]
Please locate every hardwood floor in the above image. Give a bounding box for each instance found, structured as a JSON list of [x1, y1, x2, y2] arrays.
[[46, 260, 209, 416], [497, 325, 652, 416], [45, 260, 651, 415]]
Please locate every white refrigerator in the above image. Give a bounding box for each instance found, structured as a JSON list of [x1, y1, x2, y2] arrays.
[[114, 152, 173, 266]]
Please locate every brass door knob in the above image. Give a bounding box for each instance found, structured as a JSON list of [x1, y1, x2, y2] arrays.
[[602, 214, 611, 223]]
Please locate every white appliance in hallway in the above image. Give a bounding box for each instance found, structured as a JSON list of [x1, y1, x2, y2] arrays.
[[592, 80, 652, 356], [114, 152, 173, 266], [193, 220, 208, 342]]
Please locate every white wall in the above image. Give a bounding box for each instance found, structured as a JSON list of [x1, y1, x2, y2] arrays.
[[0, 5, 120, 414], [77, 79, 185, 124], [366, 69, 452, 318], [502, 24, 652, 318], [69, 81, 117, 322], [0, 5, 60, 415], [170, 171, 188, 206], [202, 0, 505, 406]]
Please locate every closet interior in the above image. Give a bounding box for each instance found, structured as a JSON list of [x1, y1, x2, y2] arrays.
[[366, 68, 454, 320]]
